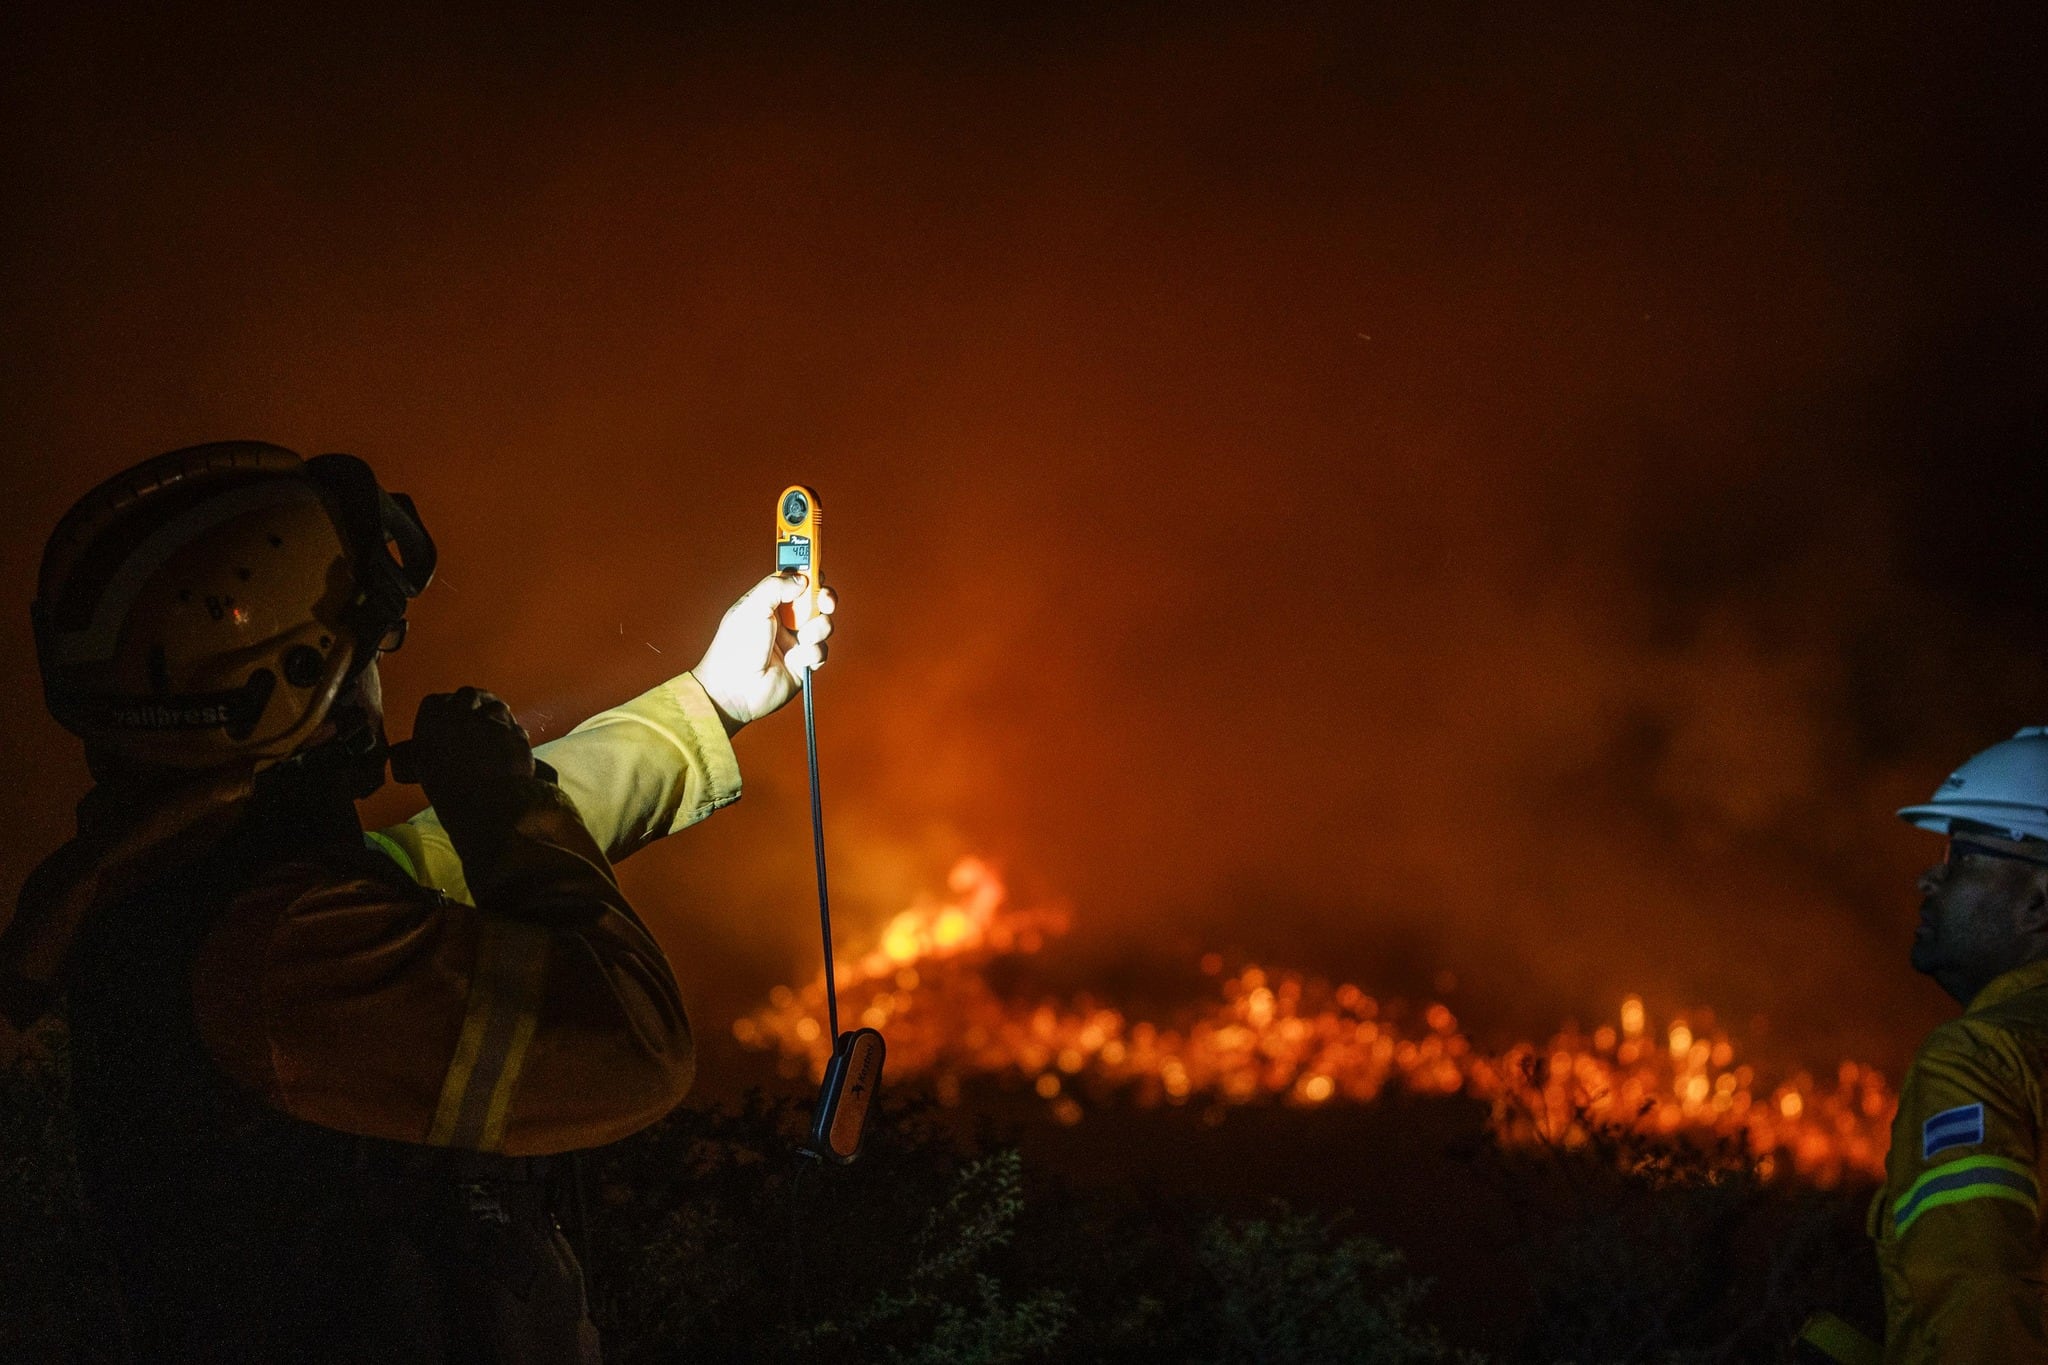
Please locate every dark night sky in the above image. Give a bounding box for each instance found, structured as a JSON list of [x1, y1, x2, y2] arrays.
[[3, 2, 2045, 1083]]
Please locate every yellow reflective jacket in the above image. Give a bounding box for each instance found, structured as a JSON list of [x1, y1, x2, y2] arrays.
[[1874, 956, 2048, 1361], [192, 671, 741, 1155]]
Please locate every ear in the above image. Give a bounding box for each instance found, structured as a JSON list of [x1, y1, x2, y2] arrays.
[[2020, 876, 2048, 936]]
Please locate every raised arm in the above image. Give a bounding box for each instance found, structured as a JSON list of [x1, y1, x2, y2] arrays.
[[194, 689, 696, 1154], [390, 669, 744, 875], [388, 572, 833, 873]]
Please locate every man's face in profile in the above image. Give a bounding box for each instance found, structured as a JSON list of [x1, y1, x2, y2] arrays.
[[1913, 830, 2048, 1000]]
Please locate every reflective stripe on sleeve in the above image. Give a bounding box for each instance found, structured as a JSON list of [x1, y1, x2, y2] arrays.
[[427, 916, 551, 1151], [363, 829, 419, 883], [1893, 1154, 2040, 1235], [1795, 1311, 1881, 1365]]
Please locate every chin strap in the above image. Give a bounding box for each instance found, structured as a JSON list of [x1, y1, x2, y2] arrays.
[[269, 696, 390, 802]]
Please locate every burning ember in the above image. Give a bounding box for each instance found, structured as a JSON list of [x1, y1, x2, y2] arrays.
[[735, 859, 1895, 1185]]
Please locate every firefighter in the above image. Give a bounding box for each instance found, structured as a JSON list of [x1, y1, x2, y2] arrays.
[[1872, 728, 2048, 1359], [1806, 727, 2048, 1362], [0, 441, 835, 1362]]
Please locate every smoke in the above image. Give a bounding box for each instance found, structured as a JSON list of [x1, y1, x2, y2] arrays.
[[3, 3, 2044, 1079]]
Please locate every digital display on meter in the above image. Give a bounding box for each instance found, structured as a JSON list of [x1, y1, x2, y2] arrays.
[[774, 484, 823, 631]]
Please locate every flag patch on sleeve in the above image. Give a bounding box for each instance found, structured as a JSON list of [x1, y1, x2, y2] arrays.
[[1923, 1103, 1986, 1158]]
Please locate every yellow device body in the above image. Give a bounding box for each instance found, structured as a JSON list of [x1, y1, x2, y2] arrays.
[[774, 484, 823, 631]]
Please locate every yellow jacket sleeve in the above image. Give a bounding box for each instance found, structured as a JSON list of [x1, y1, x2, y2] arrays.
[[532, 670, 743, 864], [191, 672, 744, 1156], [373, 671, 742, 888], [1875, 1016, 2048, 1362]]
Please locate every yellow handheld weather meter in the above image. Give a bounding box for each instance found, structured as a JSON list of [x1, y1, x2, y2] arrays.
[[774, 482, 884, 1164], [775, 485, 822, 631]]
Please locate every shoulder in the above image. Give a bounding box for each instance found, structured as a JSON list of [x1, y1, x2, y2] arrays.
[[1911, 1016, 2027, 1090], [193, 849, 455, 1018], [1965, 982, 2048, 1057], [1902, 1013, 2041, 1139], [189, 850, 451, 1100], [1916, 994, 2048, 1080], [1917, 1013, 2029, 1071]]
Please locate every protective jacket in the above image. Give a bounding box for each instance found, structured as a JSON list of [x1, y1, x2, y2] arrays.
[[1873, 956, 2048, 1361], [194, 672, 739, 1154], [33, 672, 740, 1362]]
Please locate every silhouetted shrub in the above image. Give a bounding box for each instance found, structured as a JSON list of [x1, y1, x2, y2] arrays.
[[0, 1027, 1885, 1365], [1463, 1072, 1881, 1364], [587, 1090, 1473, 1364], [1195, 1204, 1483, 1365]]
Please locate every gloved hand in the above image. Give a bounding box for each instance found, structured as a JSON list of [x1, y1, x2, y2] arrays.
[[692, 572, 838, 737], [397, 686, 536, 807]]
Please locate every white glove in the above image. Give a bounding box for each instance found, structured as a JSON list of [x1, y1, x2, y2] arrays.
[[691, 572, 837, 736]]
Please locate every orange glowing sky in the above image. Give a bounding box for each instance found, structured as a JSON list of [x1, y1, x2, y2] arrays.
[[3, 4, 2046, 1084]]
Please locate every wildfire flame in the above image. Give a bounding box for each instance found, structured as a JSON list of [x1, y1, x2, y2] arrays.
[[735, 858, 1895, 1185]]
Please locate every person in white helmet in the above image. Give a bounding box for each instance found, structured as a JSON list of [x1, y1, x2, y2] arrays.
[[1836, 728, 2048, 1361]]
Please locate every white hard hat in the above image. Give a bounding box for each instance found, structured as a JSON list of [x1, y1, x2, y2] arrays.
[[1898, 727, 2048, 843]]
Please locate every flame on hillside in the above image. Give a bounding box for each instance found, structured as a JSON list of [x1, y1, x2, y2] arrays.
[[735, 858, 1895, 1185]]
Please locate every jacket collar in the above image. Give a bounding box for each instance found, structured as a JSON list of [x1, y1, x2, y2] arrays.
[[1968, 955, 2048, 1014]]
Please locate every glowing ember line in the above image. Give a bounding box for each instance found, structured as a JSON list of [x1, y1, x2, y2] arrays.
[[735, 858, 1894, 1186]]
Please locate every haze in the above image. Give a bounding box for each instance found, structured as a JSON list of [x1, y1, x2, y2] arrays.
[[6, 4, 2045, 1081]]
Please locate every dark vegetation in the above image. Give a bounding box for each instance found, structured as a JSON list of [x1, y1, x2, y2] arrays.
[[2, 1023, 1879, 1363]]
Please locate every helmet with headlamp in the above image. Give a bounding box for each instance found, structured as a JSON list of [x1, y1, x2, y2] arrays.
[[32, 441, 435, 771]]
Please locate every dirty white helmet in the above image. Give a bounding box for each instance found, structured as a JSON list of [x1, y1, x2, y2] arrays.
[[1898, 727, 2048, 843], [33, 442, 435, 771]]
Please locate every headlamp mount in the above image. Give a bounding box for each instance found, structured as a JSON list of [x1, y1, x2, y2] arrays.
[[302, 453, 436, 670]]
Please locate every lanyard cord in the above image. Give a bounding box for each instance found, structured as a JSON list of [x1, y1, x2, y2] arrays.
[[803, 665, 838, 1042]]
